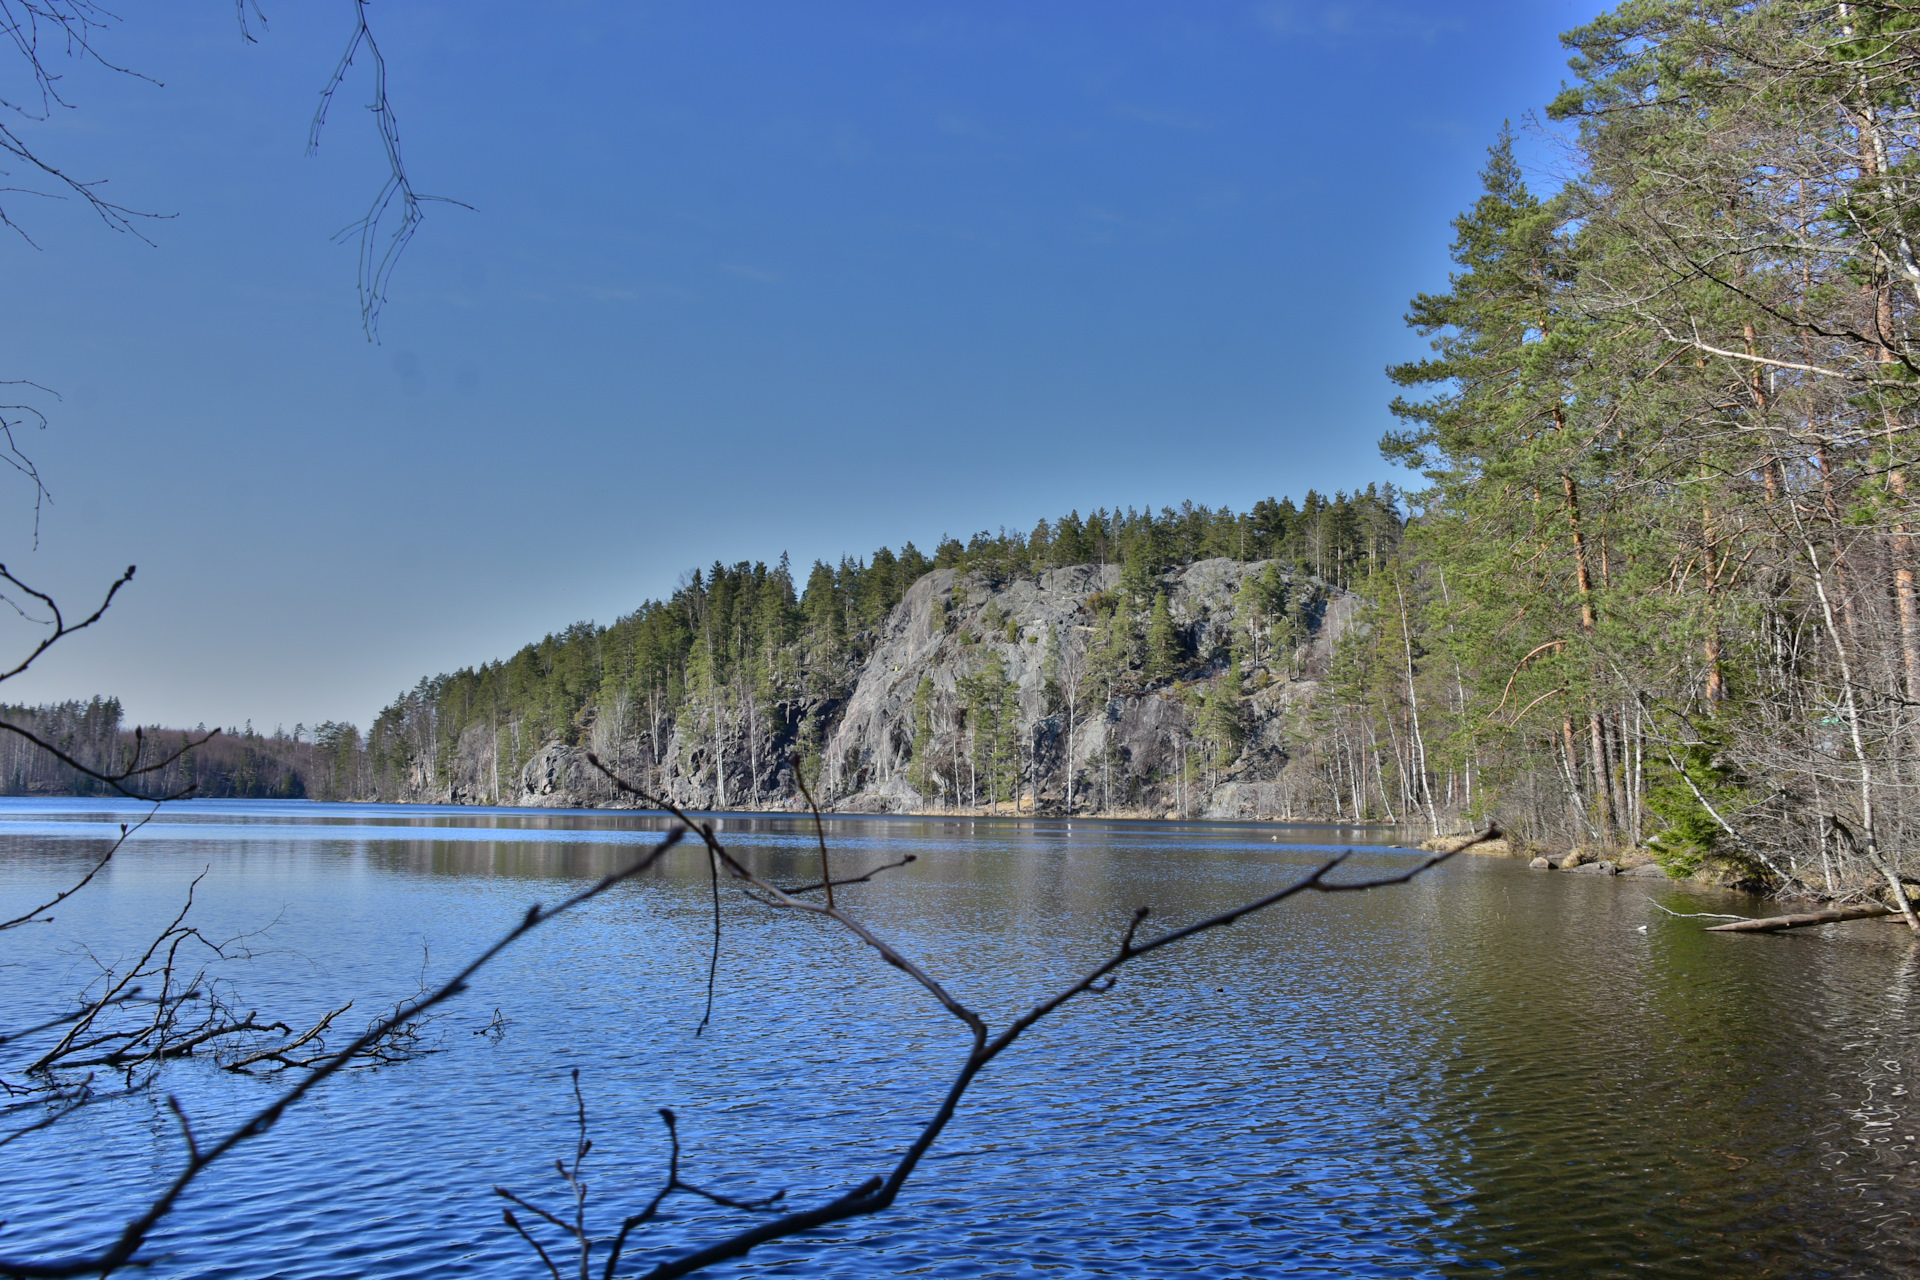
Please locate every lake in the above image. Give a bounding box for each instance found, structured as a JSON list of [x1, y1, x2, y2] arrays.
[[1, 798, 1916, 1277]]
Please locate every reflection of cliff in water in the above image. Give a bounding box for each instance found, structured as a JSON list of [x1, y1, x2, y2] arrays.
[[353, 813, 1406, 890], [3, 798, 1911, 1277]]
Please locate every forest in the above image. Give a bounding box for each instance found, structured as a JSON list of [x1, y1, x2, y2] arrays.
[[362, 489, 1402, 808], [1307, 0, 1920, 897], [0, 698, 367, 804]]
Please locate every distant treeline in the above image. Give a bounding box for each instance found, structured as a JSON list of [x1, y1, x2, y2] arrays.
[[364, 488, 1403, 801], [0, 698, 366, 801]]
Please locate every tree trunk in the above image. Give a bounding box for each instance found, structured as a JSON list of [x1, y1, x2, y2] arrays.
[[1803, 531, 1918, 932]]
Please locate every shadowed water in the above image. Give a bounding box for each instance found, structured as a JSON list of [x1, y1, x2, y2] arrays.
[[0, 798, 1916, 1278]]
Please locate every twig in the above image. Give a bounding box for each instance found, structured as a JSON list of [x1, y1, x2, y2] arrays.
[[777, 855, 917, 896], [0, 993, 155, 1047], [501, 1088, 786, 1280], [218, 1002, 352, 1073], [0, 564, 219, 801], [1645, 900, 1751, 921], [0, 1, 168, 247], [791, 754, 834, 909], [0, 807, 155, 932], [695, 829, 720, 1038], [575, 750, 1494, 1278], [309, 0, 471, 339], [0, 830, 686, 1278]]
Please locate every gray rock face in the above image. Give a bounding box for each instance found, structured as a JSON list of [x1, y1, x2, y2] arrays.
[[811, 560, 1351, 816], [420, 558, 1352, 817], [1202, 782, 1293, 821], [517, 742, 591, 808]]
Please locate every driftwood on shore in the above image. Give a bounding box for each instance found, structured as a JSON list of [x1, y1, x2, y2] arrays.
[[1704, 904, 1895, 933]]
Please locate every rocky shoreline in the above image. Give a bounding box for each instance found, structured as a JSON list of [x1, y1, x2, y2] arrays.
[[1419, 831, 1717, 884], [1417, 830, 1919, 908]]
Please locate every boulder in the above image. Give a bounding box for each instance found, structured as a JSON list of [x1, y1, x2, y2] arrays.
[[1568, 860, 1618, 876], [520, 742, 583, 804], [1423, 832, 1515, 856], [1622, 862, 1671, 879], [1528, 856, 1552, 870]]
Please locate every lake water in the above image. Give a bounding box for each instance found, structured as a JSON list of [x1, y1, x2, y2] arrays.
[[1, 798, 1917, 1278]]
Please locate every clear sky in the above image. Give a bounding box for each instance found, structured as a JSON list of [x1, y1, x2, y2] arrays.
[[0, 0, 1600, 732]]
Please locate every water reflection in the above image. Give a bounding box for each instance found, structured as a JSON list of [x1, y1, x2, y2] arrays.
[[0, 799, 1913, 1278]]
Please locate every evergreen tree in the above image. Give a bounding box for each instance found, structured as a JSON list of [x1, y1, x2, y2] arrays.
[[1205, 657, 1246, 765], [908, 676, 935, 795], [957, 652, 1019, 812], [1144, 590, 1178, 684]]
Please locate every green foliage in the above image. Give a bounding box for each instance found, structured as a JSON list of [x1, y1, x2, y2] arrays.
[[908, 677, 936, 795], [1084, 592, 1136, 699], [1353, 0, 1920, 869], [1203, 657, 1247, 761], [796, 711, 824, 795], [932, 489, 1399, 588], [1144, 591, 1179, 684], [1234, 562, 1290, 662], [1040, 627, 1062, 714], [957, 652, 1020, 810], [1644, 742, 1744, 878]]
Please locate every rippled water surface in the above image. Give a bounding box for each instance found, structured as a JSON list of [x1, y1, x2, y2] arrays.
[[2, 798, 1918, 1278]]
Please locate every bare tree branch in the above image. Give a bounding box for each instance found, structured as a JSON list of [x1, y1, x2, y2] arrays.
[[0, 806, 152, 931], [570, 750, 1495, 1278], [309, 0, 471, 340], [0, 829, 686, 1278]]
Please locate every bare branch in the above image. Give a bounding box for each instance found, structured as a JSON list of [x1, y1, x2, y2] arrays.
[[559, 751, 1495, 1279], [309, 0, 471, 340], [0, 830, 686, 1278], [0, 807, 152, 931]]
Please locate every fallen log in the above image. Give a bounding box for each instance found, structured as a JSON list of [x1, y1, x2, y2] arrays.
[[1705, 904, 1893, 933]]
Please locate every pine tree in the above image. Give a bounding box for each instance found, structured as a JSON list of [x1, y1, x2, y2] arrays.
[[1205, 657, 1246, 766], [958, 653, 1020, 812], [1144, 590, 1178, 684], [908, 677, 935, 795]]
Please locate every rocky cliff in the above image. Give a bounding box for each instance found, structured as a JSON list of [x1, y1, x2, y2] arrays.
[[471, 558, 1354, 819]]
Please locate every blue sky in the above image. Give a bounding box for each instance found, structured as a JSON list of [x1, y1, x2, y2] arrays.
[[0, 0, 1598, 731]]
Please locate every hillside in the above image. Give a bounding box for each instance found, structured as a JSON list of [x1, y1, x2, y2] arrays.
[[359, 489, 1401, 818], [428, 558, 1355, 818]]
